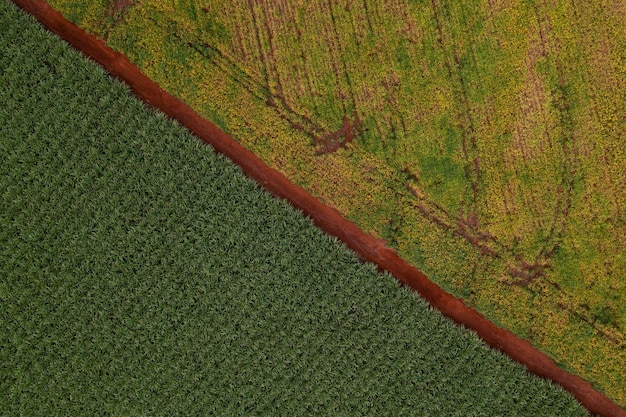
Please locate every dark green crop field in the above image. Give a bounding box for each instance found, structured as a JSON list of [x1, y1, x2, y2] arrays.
[[0, 1, 590, 415], [42, 0, 626, 405]]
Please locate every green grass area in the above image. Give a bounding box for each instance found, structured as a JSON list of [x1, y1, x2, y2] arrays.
[[0, 1, 591, 415], [41, 0, 626, 405]]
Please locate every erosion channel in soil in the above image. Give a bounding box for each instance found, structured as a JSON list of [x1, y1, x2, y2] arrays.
[[11, 1, 625, 416]]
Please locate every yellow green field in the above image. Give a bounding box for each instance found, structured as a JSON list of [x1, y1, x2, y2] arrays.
[[47, 0, 625, 406]]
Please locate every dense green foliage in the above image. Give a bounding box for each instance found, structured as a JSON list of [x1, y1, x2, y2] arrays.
[[0, 2, 590, 415]]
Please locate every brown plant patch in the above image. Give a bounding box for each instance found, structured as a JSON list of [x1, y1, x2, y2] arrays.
[[110, 0, 133, 14], [313, 113, 362, 154]]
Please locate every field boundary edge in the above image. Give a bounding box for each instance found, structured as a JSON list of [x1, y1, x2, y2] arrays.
[[9, 0, 624, 415]]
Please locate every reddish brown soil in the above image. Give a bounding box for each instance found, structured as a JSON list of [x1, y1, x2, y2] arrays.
[[314, 113, 361, 154], [10, 1, 625, 415], [110, 0, 133, 13]]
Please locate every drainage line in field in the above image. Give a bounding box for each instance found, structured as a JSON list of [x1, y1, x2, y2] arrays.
[[10, 1, 625, 416]]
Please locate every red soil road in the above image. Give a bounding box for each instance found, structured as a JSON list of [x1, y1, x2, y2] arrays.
[[10, 1, 624, 416]]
